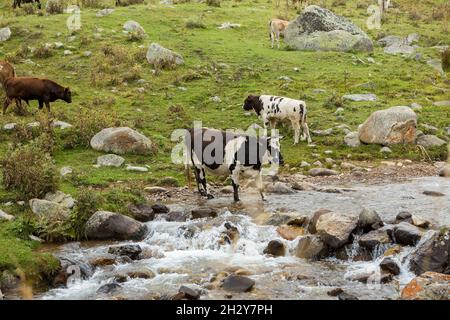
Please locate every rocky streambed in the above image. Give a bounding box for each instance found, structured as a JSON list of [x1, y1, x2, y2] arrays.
[[30, 176, 450, 300]]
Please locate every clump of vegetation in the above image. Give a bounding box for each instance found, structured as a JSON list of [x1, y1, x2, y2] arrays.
[[206, 0, 220, 7], [127, 30, 146, 41], [115, 0, 145, 6], [33, 44, 53, 58], [45, 0, 66, 15], [20, 3, 37, 15], [185, 19, 206, 29], [102, 188, 145, 215], [1, 143, 58, 200], [70, 188, 103, 240], [81, 0, 112, 8], [323, 93, 345, 109], [442, 47, 450, 73], [61, 107, 118, 148]]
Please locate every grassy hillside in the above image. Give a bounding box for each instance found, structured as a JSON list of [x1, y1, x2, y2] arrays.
[[0, 0, 449, 287]]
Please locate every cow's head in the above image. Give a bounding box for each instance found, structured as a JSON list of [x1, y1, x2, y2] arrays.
[[63, 87, 72, 103], [266, 136, 284, 166], [243, 95, 263, 115]]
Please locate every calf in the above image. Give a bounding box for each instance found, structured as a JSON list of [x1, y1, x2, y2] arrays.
[[13, 0, 41, 9], [184, 127, 284, 202], [269, 19, 289, 49], [243, 95, 312, 144], [3, 77, 72, 115]]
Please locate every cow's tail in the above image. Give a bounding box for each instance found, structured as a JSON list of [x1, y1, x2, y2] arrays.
[[300, 103, 307, 126]]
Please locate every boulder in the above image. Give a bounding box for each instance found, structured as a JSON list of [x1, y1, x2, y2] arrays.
[[315, 211, 358, 248], [343, 94, 377, 102], [284, 6, 373, 52], [97, 282, 122, 295], [53, 257, 94, 287], [127, 203, 155, 222], [344, 132, 361, 147], [263, 240, 285, 257], [416, 135, 446, 149], [123, 20, 145, 34], [29, 199, 69, 217], [191, 207, 217, 219], [97, 154, 125, 167], [221, 275, 255, 292], [358, 208, 383, 232], [358, 229, 391, 250], [295, 235, 328, 259], [88, 254, 117, 267], [401, 272, 450, 300], [90, 127, 153, 155], [108, 244, 142, 260], [44, 191, 75, 209], [358, 106, 417, 145], [178, 285, 201, 300], [151, 203, 169, 214], [308, 208, 332, 233], [146, 43, 184, 68], [391, 222, 422, 246], [0, 27, 11, 42], [85, 211, 147, 240], [409, 230, 450, 275]]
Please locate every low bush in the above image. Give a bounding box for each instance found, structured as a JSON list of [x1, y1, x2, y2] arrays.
[[45, 0, 66, 14], [70, 188, 103, 240]]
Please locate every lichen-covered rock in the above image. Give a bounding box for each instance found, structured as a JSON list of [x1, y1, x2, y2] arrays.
[[401, 272, 450, 300], [146, 43, 184, 68], [409, 230, 450, 275], [90, 127, 153, 155], [285, 6, 373, 52], [416, 135, 446, 149], [358, 106, 417, 145]]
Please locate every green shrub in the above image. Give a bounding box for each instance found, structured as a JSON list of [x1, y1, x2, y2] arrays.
[[45, 0, 66, 14], [1, 143, 58, 199], [20, 3, 37, 15], [185, 20, 206, 29], [70, 188, 103, 240], [206, 0, 220, 7], [115, 0, 144, 6], [442, 47, 450, 73], [323, 93, 345, 109], [33, 44, 53, 59]]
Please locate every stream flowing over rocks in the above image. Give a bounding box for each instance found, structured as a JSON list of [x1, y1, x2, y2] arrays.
[[34, 176, 449, 300]]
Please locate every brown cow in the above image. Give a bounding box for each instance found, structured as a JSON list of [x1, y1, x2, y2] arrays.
[[3, 77, 72, 115]]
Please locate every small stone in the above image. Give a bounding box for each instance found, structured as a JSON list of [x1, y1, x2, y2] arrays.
[[144, 186, 168, 194], [221, 275, 254, 292], [410, 103, 422, 110], [191, 208, 217, 219], [178, 285, 201, 300], [300, 161, 310, 167], [312, 160, 323, 167], [263, 240, 285, 257], [126, 165, 148, 172], [64, 50, 73, 56], [97, 154, 125, 167], [380, 146, 392, 153], [3, 123, 16, 130], [308, 168, 339, 176], [276, 225, 304, 240], [380, 257, 400, 275], [423, 190, 445, 197]]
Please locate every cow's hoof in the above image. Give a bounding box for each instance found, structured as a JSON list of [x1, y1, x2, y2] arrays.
[[207, 194, 214, 200]]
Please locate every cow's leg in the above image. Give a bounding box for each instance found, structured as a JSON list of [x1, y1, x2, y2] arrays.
[[277, 31, 281, 49], [3, 98, 11, 115], [229, 163, 241, 202], [257, 170, 265, 201], [301, 119, 312, 144], [269, 119, 277, 130], [38, 99, 44, 110], [44, 101, 51, 112], [193, 166, 209, 198], [270, 31, 274, 49], [291, 119, 301, 145]]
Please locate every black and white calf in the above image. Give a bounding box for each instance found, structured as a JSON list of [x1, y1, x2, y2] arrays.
[[184, 128, 284, 202], [243, 95, 312, 144]]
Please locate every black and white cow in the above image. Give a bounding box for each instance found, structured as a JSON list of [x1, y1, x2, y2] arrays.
[[184, 127, 284, 202], [243, 95, 312, 144]]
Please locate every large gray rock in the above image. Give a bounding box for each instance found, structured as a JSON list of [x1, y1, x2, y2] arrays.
[[392, 222, 422, 246], [295, 235, 328, 259], [416, 135, 446, 149], [44, 191, 75, 209], [343, 93, 377, 102], [344, 131, 361, 147], [85, 211, 147, 240], [358, 106, 417, 145], [123, 20, 145, 34], [29, 199, 69, 217], [358, 229, 391, 249], [285, 6, 373, 52], [90, 127, 153, 155], [409, 230, 450, 275], [0, 27, 11, 42], [401, 272, 450, 300], [378, 33, 418, 56], [146, 43, 184, 68], [315, 211, 358, 248]]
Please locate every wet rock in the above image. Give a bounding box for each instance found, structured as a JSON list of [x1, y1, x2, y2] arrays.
[[0, 209, 14, 221], [327, 287, 343, 296], [127, 203, 155, 222], [379, 257, 400, 275], [284, 5, 373, 52], [411, 215, 430, 229], [178, 285, 201, 300], [384, 245, 402, 257], [422, 190, 445, 197], [338, 292, 359, 300], [308, 168, 339, 176], [401, 272, 450, 300], [391, 222, 422, 246], [108, 244, 142, 260], [221, 275, 255, 292], [191, 207, 218, 219], [315, 211, 358, 248], [417, 135, 446, 149], [265, 182, 294, 194], [276, 225, 305, 240], [295, 235, 328, 259], [97, 154, 125, 167], [287, 215, 309, 227], [358, 229, 391, 250], [263, 240, 285, 257], [53, 257, 94, 287], [358, 106, 417, 145], [264, 213, 292, 226], [90, 127, 153, 155], [308, 208, 332, 233], [409, 230, 450, 275], [344, 131, 361, 147], [146, 43, 184, 68], [88, 254, 116, 267], [165, 211, 189, 222], [97, 282, 122, 294], [85, 211, 147, 241], [343, 93, 377, 102], [395, 211, 413, 224], [126, 269, 155, 279], [358, 208, 383, 232], [151, 203, 169, 214]]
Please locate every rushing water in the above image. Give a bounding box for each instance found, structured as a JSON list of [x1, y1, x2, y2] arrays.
[[37, 176, 449, 300]]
